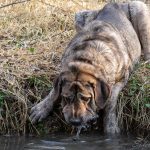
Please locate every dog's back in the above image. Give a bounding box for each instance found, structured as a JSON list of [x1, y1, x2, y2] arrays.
[[61, 3, 142, 84], [96, 3, 141, 64]]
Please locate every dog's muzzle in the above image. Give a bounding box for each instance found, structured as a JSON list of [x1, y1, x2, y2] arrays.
[[69, 115, 98, 127]]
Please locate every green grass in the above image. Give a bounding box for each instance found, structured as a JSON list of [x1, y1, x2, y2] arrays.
[[117, 62, 150, 136]]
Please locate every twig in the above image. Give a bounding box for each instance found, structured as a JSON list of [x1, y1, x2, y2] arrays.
[[71, 0, 87, 9], [0, 0, 31, 9], [37, 0, 73, 13]]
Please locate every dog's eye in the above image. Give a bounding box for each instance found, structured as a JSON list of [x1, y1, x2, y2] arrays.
[[81, 96, 91, 102], [65, 97, 71, 101], [64, 96, 73, 102], [85, 83, 91, 88]]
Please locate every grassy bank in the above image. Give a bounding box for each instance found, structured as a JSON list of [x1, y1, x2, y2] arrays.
[[0, 0, 149, 137]]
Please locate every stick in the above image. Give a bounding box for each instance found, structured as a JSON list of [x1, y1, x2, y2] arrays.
[[0, 0, 31, 9]]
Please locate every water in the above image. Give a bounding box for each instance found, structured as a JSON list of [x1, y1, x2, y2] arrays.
[[0, 134, 150, 150]]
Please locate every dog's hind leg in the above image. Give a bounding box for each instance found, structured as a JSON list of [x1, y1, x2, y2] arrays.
[[120, 1, 150, 61], [75, 10, 99, 32]]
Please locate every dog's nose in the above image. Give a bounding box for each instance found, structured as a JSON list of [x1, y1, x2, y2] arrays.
[[92, 116, 97, 122], [70, 119, 81, 126], [87, 115, 98, 124]]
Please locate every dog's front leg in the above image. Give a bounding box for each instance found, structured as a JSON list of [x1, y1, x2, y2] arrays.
[[104, 82, 125, 135], [30, 88, 56, 123]]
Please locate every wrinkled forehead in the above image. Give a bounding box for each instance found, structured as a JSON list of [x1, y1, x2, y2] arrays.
[[61, 81, 92, 99], [62, 71, 97, 83], [61, 72, 96, 97]]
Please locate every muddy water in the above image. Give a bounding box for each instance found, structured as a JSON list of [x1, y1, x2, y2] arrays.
[[0, 134, 150, 150]]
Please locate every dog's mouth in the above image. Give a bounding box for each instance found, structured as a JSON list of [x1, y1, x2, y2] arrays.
[[87, 116, 98, 125], [72, 115, 99, 140]]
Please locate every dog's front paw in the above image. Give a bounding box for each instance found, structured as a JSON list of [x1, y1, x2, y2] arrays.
[[104, 125, 120, 135], [104, 114, 120, 135], [30, 100, 52, 123]]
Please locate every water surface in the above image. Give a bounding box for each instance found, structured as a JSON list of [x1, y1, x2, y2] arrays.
[[0, 133, 149, 150]]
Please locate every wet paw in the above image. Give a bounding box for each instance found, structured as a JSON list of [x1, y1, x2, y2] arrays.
[[104, 125, 120, 135]]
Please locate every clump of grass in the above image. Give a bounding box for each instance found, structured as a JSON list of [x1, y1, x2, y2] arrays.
[[0, 0, 149, 136], [117, 62, 150, 137]]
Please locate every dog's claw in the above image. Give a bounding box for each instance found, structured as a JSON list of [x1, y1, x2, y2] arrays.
[[104, 125, 120, 135], [30, 101, 51, 124]]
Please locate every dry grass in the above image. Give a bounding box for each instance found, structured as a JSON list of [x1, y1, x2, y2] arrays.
[[0, 0, 149, 136]]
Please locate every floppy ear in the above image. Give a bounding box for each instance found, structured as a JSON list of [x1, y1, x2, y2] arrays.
[[75, 10, 98, 32], [95, 80, 110, 109], [52, 74, 62, 101]]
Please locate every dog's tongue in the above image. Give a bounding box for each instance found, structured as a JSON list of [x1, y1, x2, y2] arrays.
[[73, 126, 82, 141], [76, 126, 82, 138]]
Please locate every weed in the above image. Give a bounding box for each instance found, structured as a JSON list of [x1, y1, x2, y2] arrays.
[[0, 91, 5, 108], [27, 47, 35, 54]]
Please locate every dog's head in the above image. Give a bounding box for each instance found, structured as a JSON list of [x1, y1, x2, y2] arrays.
[[53, 68, 110, 127]]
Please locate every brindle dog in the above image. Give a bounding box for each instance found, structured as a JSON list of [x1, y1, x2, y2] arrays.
[[30, 1, 150, 134]]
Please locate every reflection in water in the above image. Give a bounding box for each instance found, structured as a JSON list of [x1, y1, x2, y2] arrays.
[[0, 134, 149, 150], [0, 136, 26, 150]]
